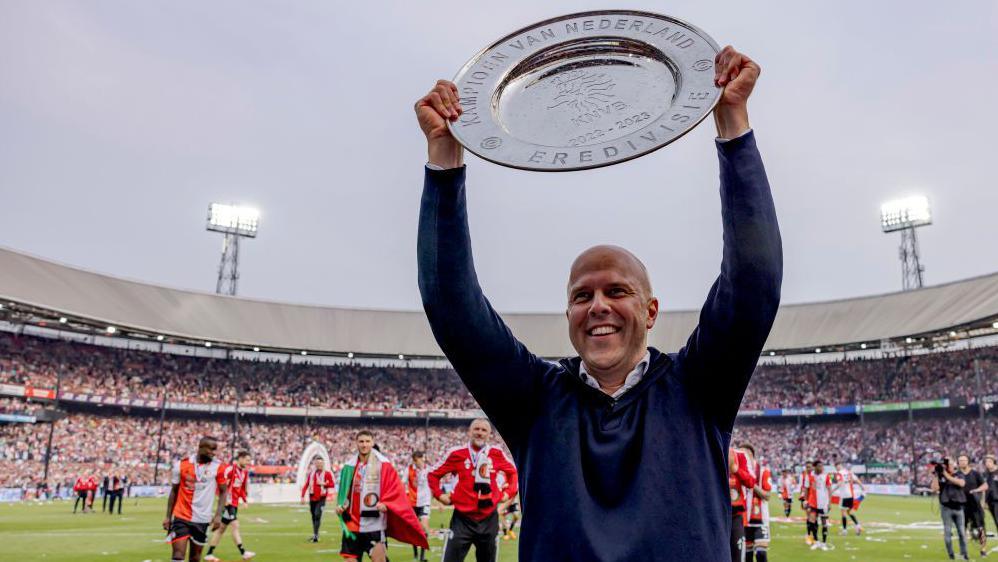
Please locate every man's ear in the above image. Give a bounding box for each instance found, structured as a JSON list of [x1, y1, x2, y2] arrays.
[[646, 297, 659, 330]]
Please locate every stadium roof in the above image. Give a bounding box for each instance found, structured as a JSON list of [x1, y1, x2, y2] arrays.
[[1, 246, 997, 358]]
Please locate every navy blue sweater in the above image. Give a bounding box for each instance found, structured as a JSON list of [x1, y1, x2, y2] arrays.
[[417, 131, 782, 561]]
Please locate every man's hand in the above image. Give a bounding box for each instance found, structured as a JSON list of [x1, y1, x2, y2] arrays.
[[415, 80, 464, 169], [211, 515, 222, 531], [437, 493, 452, 505], [162, 517, 171, 531], [712, 46, 760, 139], [376, 502, 388, 513], [335, 504, 346, 515]]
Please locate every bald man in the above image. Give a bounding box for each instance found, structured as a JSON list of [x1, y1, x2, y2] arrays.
[[416, 46, 782, 561]]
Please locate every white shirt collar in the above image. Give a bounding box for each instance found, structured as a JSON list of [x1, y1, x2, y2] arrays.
[[579, 351, 651, 399]]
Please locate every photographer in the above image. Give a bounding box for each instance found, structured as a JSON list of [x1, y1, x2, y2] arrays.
[[958, 455, 989, 557], [930, 457, 969, 560], [984, 455, 998, 532]]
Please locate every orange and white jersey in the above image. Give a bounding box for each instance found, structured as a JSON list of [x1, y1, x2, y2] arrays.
[[835, 469, 856, 499], [806, 472, 832, 510], [780, 475, 795, 499], [171, 455, 228, 523]]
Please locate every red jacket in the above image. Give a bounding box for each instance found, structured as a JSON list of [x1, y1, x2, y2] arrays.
[[428, 444, 518, 521], [301, 469, 335, 502], [86, 477, 98, 491], [73, 478, 86, 493], [729, 449, 756, 522], [224, 464, 249, 507]]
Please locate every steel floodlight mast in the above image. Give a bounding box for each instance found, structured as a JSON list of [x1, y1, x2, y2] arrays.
[[206, 203, 259, 296], [880, 196, 931, 291]]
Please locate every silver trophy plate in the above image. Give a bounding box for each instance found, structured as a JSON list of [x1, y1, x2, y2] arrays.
[[449, 10, 722, 171]]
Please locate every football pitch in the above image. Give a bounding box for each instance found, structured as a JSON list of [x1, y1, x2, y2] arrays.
[[0, 495, 988, 561]]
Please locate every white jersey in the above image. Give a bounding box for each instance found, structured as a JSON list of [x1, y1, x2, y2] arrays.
[[407, 463, 431, 508], [836, 469, 855, 499]]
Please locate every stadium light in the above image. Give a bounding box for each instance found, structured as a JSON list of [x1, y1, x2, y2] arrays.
[[880, 196, 932, 233], [207, 204, 260, 237], [106, 326, 117, 334], [815, 348, 821, 353], [993, 321, 998, 329], [768, 351, 775, 356], [205, 341, 212, 348], [156, 335, 165, 341], [860, 343, 867, 349], [301, 350, 308, 356], [950, 331, 957, 337], [253, 347, 260, 352], [206, 202, 260, 296], [880, 195, 932, 290], [398, 354, 405, 360], [905, 337, 914, 343], [59, 317, 67, 324], [347, 352, 355, 359]]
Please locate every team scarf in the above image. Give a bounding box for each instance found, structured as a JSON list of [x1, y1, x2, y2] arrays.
[[336, 450, 428, 548]]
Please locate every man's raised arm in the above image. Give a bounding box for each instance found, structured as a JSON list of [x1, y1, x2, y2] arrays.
[[415, 80, 545, 445], [679, 47, 783, 431]]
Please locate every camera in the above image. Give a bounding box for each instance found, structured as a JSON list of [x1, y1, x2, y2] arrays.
[[932, 457, 951, 479]]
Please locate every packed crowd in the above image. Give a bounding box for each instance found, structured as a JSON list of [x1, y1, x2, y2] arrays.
[[6, 402, 998, 488], [0, 406, 485, 489], [2, 332, 996, 413], [741, 346, 998, 409], [0, 332, 477, 410], [732, 415, 998, 486]]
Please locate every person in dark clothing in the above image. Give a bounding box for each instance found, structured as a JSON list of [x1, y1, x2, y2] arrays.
[[414, 45, 782, 561], [932, 457, 969, 560], [101, 475, 110, 512], [957, 455, 988, 557], [984, 455, 998, 532], [108, 474, 125, 515]]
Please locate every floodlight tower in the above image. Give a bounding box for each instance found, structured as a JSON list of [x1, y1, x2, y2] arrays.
[[206, 203, 260, 296], [880, 196, 931, 291]]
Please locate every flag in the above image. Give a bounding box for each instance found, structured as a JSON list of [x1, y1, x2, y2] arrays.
[[336, 451, 428, 549]]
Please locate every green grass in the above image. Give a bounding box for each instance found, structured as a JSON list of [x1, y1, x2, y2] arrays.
[[0, 495, 987, 561]]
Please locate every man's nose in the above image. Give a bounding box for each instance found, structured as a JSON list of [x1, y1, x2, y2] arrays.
[[588, 291, 611, 316]]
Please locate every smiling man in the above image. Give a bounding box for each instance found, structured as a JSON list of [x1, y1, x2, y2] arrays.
[[416, 46, 782, 561]]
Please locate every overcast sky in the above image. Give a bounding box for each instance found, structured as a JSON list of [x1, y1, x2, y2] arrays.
[[1, 1, 996, 314]]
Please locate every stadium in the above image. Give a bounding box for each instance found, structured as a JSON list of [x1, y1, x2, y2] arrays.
[[3, 2, 998, 562], [2, 245, 998, 561]]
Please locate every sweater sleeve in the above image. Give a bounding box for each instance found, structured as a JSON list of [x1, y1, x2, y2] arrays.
[[417, 166, 549, 448], [677, 131, 783, 432]]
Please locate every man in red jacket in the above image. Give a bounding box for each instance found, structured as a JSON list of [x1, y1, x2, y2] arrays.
[[429, 419, 518, 562], [301, 456, 335, 542], [72, 475, 88, 513]]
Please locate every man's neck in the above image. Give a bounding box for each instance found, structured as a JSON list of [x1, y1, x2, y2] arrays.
[[470, 443, 483, 452], [358, 452, 370, 463], [582, 349, 648, 394]]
